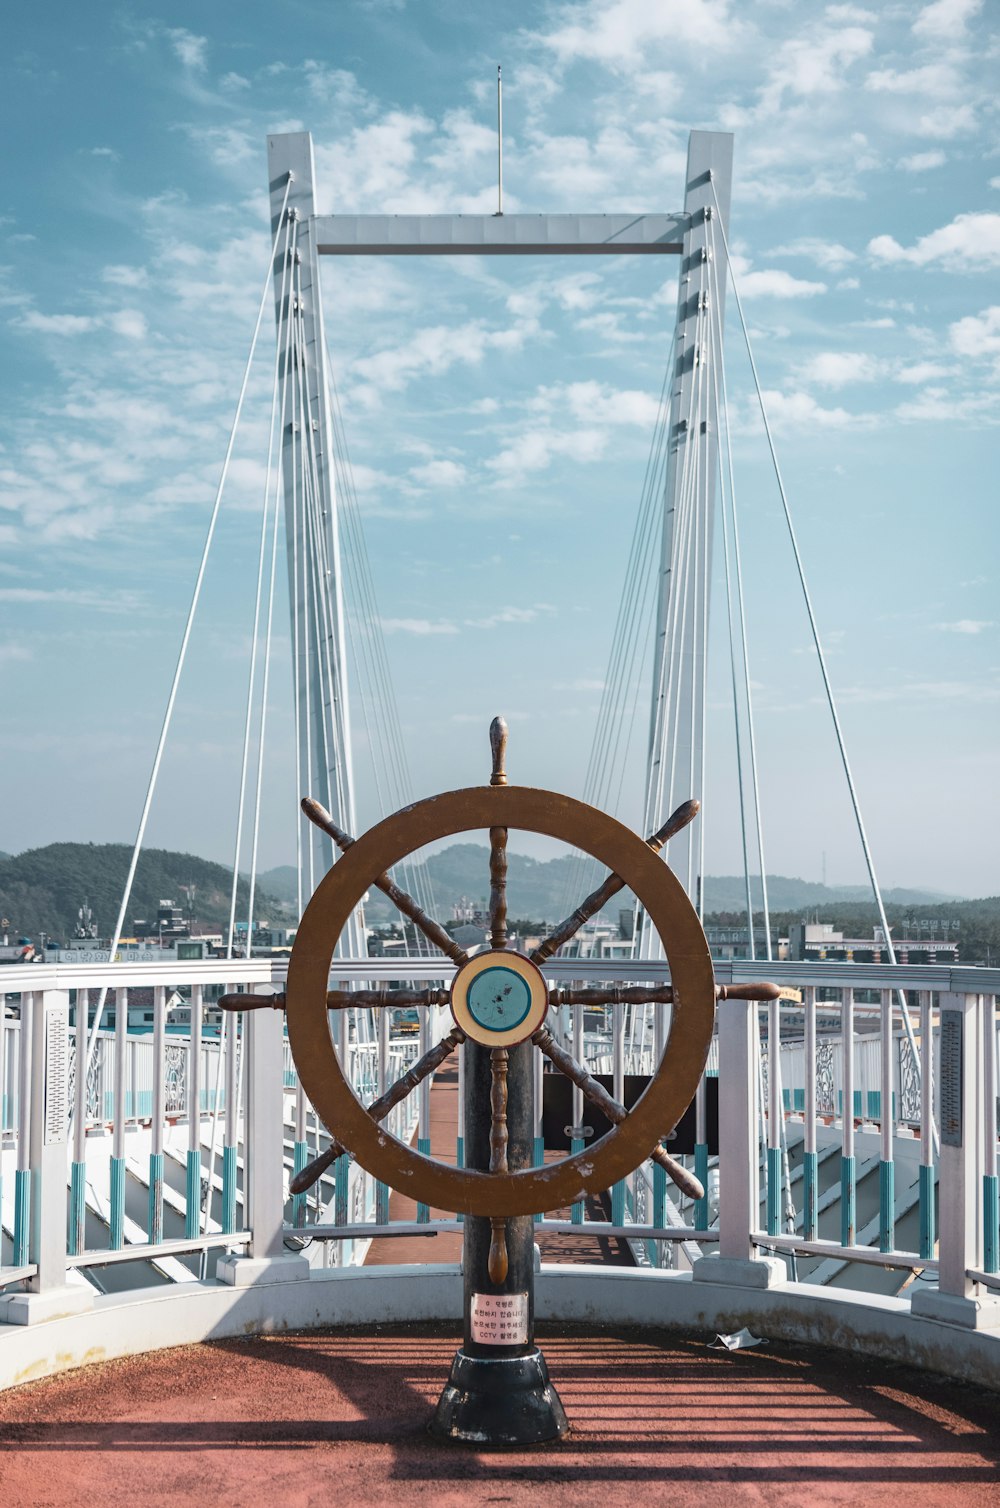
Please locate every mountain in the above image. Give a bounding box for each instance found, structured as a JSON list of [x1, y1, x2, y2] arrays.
[[0, 844, 293, 944], [701, 875, 957, 912], [257, 864, 299, 904], [363, 843, 585, 925]]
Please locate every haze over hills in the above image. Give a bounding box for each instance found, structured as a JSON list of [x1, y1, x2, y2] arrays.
[[257, 845, 957, 924]]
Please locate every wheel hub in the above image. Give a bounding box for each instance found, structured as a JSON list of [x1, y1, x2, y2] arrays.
[[450, 949, 549, 1047]]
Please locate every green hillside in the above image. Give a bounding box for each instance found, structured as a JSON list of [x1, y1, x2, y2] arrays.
[[0, 844, 292, 944]]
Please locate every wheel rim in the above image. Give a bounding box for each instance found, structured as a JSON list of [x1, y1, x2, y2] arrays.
[[287, 784, 716, 1218]]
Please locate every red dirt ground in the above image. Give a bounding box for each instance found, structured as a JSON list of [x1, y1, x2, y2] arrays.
[[1, 1323, 999, 1507]]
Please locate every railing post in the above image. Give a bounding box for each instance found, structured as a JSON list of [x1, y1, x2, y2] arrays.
[[1, 989, 94, 1325], [984, 994, 999, 1275], [185, 985, 203, 1239], [217, 997, 308, 1287], [879, 989, 895, 1254], [919, 990, 936, 1259], [693, 997, 784, 1289], [840, 987, 856, 1248], [912, 992, 1000, 1330], [416, 1003, 431, 1223], [803, 986, 818, 1240], [148, 984, 165, 1244]]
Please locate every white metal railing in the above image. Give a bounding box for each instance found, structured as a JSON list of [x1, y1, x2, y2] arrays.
[[1, 956, 998, 1327]]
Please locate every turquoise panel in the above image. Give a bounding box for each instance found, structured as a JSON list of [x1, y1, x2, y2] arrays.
[[879, 1159, 895, 1253]]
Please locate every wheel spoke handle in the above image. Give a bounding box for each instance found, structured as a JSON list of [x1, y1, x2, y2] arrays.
[[532, 1025, 704, 1201], [548, 980, 782, 1008], [218, 992, 285, 1012], [302, 795, 469, 968], [488, 716, 509, 951], [487, 1045, 511, 1282], [531, 797, 700, 966], [288, 1026, 465, 1195], [217, 986, 452, 1013]]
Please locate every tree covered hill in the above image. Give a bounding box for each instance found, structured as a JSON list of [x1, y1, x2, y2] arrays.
[[3, 839, 993, 963], [354, 844, 956, 926], [0, 843, 291, 944]]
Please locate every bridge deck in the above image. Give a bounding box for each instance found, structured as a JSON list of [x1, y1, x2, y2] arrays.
[[0, 1323, 997, 1506], [364, 1060, 635, 1267]]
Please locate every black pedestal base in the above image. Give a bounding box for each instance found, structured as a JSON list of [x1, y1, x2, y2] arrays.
[[429, 1347, 569, 1446]]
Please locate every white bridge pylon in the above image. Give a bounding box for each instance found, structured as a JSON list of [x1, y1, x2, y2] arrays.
[[266, 130, 733, 929]]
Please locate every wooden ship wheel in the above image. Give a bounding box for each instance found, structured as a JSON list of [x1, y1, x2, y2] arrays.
[[225, 718, 779, 1283]]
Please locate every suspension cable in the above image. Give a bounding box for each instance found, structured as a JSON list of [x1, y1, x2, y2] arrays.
[[708, 174, 927, 1103], [227, 210, 296, 957], [707, 219, 770, 958], [244, 271, 295, 956], [78, 175, 293, 1093]]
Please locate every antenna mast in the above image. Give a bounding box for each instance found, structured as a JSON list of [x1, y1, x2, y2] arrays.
[[496, 65, 503, 216]]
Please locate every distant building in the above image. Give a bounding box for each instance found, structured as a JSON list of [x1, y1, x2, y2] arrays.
[[704, 925, 788, 962], [788, 921, 958, 965]]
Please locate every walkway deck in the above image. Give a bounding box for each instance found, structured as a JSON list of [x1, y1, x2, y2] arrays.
[[1, 1323, 998, 1506], [364, 1060, 635, 1267]]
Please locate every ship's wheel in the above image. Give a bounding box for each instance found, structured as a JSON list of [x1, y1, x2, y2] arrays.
[[225, 718, 777, 1278]]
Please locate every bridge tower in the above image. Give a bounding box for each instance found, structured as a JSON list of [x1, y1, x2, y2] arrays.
[[643, 133, 733, 935], [267, 135, 362, 951], [266, 128, 731, 939]]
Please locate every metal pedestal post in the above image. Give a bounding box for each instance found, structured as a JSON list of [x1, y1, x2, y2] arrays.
[[431, 1039, 568, 1444]]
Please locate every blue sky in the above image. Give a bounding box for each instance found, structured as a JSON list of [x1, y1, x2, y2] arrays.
[[1, 0, 997, 901]]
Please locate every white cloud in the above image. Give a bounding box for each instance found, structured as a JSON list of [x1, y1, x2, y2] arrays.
[[936, 619, 994, 634], [12, 311, 96, 335], [894, 362, 953, 384], [483, 380, 660, 487], [381, 617, 459, 636], [867, 64, 960, 98], [767, 238, 856, 271], [409, 459, 467, 488], [0, 643, 32, 664], [912, 0, 983, 38], [797, 352, 881, 387], [868, 212, 1000, 269], [894, 387, 1000, 423], [897, 151, 947, 173], [755, 24, 873, 116], [486, 426, 606, 484], [167, 28, 207, 70], [102, 265, 149, 289], [949, 305, 1000, 358], [108, 309, 148, 340], [759, 390, 858, 428], [351, 318, 537, 401], [0, 586, 140, 610], [465, 604, 556, 630], [731, 259, 827, 299], [915, 105, 976, 140], [533, 0, 739, 68], [560, 382, 660, 428]]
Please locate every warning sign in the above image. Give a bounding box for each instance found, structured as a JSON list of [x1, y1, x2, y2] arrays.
[[470, 1292, 529, 1346]]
